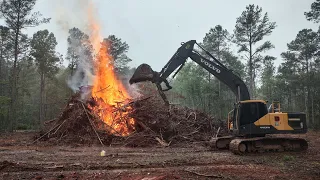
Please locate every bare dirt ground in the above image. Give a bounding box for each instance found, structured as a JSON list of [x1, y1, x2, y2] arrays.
[[0, 131, 319, 180]]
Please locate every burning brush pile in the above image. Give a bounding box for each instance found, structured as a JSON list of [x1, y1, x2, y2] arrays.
[[35, 82, 227, 147], [34, 3, 227, 146]]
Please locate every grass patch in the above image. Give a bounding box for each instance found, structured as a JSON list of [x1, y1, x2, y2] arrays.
[[282, 155, 295, 161]]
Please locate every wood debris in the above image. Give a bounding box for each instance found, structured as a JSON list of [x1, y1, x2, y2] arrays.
[[35, 84, 228, 147]]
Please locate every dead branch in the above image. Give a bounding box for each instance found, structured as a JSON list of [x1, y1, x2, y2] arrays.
[[52, 118, 69, 135], [184, 169, 223, 178], [33, 120, 67, 143], [187, 112, 196, 120], [37, 87, 227, 147], [155, 137, 171, 147], [81, 102, 104, 146], [215, 127, 221, 138]]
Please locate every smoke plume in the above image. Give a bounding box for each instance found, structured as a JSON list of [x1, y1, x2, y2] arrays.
[[50, 0, 141, 98], [66, 38, 94, 92], [50, 0, 98, 92]]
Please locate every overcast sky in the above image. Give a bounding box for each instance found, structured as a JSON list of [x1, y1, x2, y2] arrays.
[[26, 0, 319, 71]]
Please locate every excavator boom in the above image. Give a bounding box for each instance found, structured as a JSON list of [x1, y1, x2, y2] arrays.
[[130, 40, 250, 102]]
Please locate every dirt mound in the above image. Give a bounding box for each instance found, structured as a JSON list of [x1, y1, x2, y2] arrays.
[[35, 85, 227, 147]]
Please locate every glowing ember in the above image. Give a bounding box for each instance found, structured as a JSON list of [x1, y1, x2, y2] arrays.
[[87, 1, 135, 136]]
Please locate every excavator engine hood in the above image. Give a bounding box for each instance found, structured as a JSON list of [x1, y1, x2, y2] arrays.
[[129, 63, 155, 84]]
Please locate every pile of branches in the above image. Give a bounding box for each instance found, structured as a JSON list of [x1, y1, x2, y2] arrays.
[[120, 94, 228, 147], [34, 93, 115, 146], [35, 85, 227, 147]]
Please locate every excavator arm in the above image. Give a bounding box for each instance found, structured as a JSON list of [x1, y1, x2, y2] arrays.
[[129, 40, 250, 102]]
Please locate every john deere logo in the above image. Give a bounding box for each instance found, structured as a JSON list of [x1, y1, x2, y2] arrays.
[[185, 44, 190, 49]]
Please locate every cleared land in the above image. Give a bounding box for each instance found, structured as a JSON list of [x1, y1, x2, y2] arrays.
[[0, 131, 319, 180]]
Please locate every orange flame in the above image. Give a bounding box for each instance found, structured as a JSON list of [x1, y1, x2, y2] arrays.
[[87, 1, 135, 136]]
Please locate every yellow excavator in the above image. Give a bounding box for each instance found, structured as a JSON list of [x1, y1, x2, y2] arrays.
[[129, 40, 308, 154]]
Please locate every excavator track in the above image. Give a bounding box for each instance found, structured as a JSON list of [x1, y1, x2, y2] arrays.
[[229, 137, 308, 155], [209, 136, 234, 150]]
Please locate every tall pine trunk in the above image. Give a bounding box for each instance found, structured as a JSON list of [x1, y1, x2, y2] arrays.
[[9, 1, 22, 132], [306, 58, 312, 126], [9, 6, 21, 131], [0, 40, 2, 97], [249, 31, 254, 98], [39, 72, 45, 129]]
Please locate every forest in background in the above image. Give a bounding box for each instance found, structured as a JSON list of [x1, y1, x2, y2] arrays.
[[1, 0, 320, 132]]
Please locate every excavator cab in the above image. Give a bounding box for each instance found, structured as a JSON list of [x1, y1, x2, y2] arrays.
[[230, 100, 307, 135], [230, 100, 269, 136]]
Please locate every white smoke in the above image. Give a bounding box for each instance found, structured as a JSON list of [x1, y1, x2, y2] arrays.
[[121, 74, 143, 99], [50, 0, 94, 36], [66, 38, 95, 92], [48, 0, 98, 92], [49, 0, 141, 97]]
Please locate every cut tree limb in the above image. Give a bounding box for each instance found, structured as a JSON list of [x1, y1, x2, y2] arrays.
[[155, 137, 171, 147], [184, 169, 223, 178], [81, 102, 105, 146], [32, 119, 68, 143]]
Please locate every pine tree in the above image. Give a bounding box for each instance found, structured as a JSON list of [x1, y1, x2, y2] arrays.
[[30, 29, 60, 126], [305, 0, 320, 23], [233, 4, 276, 97], [281, 29, 318, 125], [0, 0, 50, 131], [103, 35, 132, 75], [66, 27, 92, 75]]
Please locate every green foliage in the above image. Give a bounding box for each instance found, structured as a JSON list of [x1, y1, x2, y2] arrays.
[[66, 27, 93, 75], [171, 62, 209, 110], [45, 68, 73, 120], [233, 4, 276, 97], [257, 56, 276, 101], [31, 30, 60, 76], [171, 25, 245, 118], [0, 0, 50, 131], [0, 25, 12, 98], [277, 28, 320, 126], [234, 5, 276, 46], [283, 155, 295, 162], [30, 29, 61, 125], [0, 96, 10, 121], [103, 35, 132, 75], [305, 0, 320, 23], [202, 25, 230, 56], [286, 29, 318, 63], [0, 0, 50, 30]]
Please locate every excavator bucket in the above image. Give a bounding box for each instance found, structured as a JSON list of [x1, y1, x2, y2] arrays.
[[129, 63, 155, 84]]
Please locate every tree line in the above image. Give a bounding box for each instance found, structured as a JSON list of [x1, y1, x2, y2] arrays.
[[170, 1, 320, 128], [1, 0, 320, 131], [0, 0, 131, 132]]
